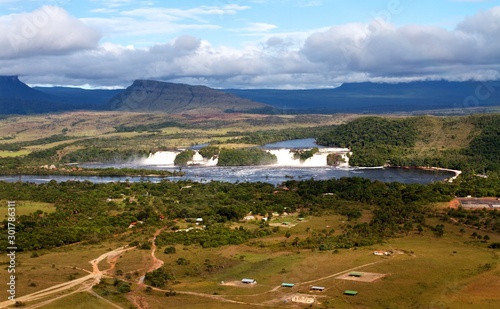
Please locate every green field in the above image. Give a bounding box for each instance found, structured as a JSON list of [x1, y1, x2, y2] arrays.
[[0, 200, 55, 218], [1, 212, 498, 309], [0, 150, 30, 157]]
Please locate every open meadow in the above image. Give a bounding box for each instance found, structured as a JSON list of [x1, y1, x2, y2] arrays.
[[1, 210, 498, 309]]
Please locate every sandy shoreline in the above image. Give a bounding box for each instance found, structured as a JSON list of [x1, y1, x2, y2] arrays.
[[414, 166, 462, 182]]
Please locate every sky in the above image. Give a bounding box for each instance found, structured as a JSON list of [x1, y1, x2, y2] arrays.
[[0, 0, 500, 89]]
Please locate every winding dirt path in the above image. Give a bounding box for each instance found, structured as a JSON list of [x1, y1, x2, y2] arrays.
[[127, 228, 165, 309], [0, 246, 133, 309]]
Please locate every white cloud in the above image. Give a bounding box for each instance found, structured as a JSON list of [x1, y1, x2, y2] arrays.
[[300, 7, 500, 80], [239, 22, 277, 33], [1, 5, 500, 89], [0, 6, 101, 59]]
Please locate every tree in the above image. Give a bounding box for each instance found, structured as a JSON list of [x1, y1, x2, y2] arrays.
[[164, 246, 176, 254], [144, 267, 175, 288], [434, 224, 445, 237]]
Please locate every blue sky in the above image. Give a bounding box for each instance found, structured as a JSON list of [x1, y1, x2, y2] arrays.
[[1, 0, 499, 88]]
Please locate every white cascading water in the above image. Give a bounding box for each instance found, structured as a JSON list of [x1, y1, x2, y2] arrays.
[[143, 150, 220, 166], [188, 151, 219, 166], [143, 151, 179, 165], [142, 148, 349, 167], [268, 149, 328, 167], [188, 151, 205, 165]]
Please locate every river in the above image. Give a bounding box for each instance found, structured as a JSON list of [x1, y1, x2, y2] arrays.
[[0, 139, 456, 185]]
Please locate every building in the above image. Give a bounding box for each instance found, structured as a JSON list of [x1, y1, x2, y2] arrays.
[[241, 278, 256, 284], [349, 272, 363, 277], [281, 283, 295, 288], [310, 286, 325, 291], [344, 290, 358, 296]]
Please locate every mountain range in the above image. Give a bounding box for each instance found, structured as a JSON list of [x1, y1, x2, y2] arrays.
[[225, 81, 500, 114], [0, 75, 499, 115]]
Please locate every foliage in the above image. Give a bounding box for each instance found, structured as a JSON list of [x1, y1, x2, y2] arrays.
[[446, 207, 500, 232], [464, 115, 500, 172], [217, 148, 277, 166], [327, 153, 345, 166], [198, 146, 220, 159], [293, 147, 319, 161], [316, 115, 500, 172], [156, 224, 266, 248], [61, 147, 148, 163], [164, 246, 176, 254], [316, 117, 419, 166], [0, 172, 498, 252], [174, 149, 195, 166], [0, 134, 74, 151], [114, 120, 185, 133], [144, 267, 175, 287], [223, 126, 335, 146]]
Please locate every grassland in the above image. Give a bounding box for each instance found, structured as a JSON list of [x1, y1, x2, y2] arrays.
[[0, 150, 30, 157], [412, 116, 478, 157], [0, 200, 55, 218], [0, 112, 346, 145], [1, 210, 498, 309]]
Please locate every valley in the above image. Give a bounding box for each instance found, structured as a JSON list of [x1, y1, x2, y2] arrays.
[[0, 111, 499, 309]]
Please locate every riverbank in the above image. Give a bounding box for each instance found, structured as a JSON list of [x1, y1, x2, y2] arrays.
[[0, 167, 184, 178], [416, 167, 462, 183]]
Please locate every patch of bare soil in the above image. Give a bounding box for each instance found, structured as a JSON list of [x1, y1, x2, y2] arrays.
[[336, 272, 387, 282]]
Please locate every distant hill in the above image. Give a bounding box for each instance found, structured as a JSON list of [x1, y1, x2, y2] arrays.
[[0, 76, 54, 101], [108, 80, 274, 114], [0, 76, 70, 114], [224, 81, 500, 114], [0, 76, 122, 114], [2, 76, 499, 115], [35, 86, 123, 110]]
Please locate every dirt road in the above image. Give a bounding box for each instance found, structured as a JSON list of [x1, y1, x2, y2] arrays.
[[0, 246, 133, 309]]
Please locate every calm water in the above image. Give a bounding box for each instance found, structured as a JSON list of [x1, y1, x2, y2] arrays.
[[0, 166, 455, 185], [262, 138, 320, 148]]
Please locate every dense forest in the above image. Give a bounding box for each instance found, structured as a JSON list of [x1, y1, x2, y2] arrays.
[[316, 115, 500, 173], [217, 148, 277, 166], [1, 174, 498, 252]]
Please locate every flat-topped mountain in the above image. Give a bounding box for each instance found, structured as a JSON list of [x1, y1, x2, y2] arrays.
[[0, 76, 54, 101], [108, 80, 273, 114], [225, 81, 500, 114], [0, 76, 68, 114]]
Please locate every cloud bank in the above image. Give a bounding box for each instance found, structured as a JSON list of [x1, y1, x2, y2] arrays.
[[0, 5, 499, 88]]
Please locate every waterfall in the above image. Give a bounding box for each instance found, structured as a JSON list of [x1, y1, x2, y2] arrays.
[[142, 148, 349, 167], [268, 149, 328, 167], [143, 151, 179, 165]]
